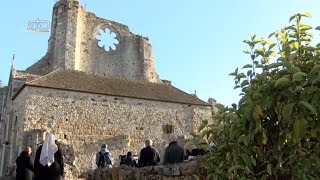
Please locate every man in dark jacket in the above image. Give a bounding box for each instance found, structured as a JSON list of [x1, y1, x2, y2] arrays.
[[139, 139, 160, 167], [163, 134, 184, 164], [16, 146, 34, 180]]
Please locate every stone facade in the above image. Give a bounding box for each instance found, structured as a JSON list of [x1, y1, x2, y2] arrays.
[[26, 0, 160, 83], [10, 86, 211, 178], [0, 0, 215, 178], [86, 160, 206, 180]]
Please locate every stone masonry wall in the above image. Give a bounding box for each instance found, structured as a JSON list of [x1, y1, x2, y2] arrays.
[[25, 0, 160, 83], [12, 86, 212, 178]]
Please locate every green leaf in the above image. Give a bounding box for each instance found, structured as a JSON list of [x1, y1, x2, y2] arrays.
[[253, 105, 263, 120], [311, 128, 317, 138], [215, 103, 225, 111], [274, 77, 290, 89], [286, 25, 297, 31], [243, 40, 250, 44], [238, 134, 249, 146], [315, 26, 320, 31], [293, 42, 299, 50], [283, 61, 293, 70], [289, 15, 296, 22], [227, 165, 244, 174], [310, 65, 320, 74], [262, 131, 268, 145], [268, 43, 276, 51], [299, 101, 317, 115], [251, 34, 256, 41], [231, 103, 237, 109], [288, 53, 297, 61], [241, 80, 249, 87], [237, 73, 246, 79], [293, 118, 308, 138], [293, 72, 306, 81], [198, 120, 208, 132], [242, 64, 253, 69], [241, 154, 252, 168], [251, 156, 256, 166], [268, 32, 275, 39], [300, 24, 312, 31], [266, 62, 282, 69], [301, 12, 311, 17], [265, 51, 276, 57], [282, 103, 295, 122], [243, 50, 251, 54], [234, 85, 241, 89], [267, 164, 272, 175]]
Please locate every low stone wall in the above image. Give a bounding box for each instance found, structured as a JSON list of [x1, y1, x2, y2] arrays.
[[86, 160, 206, 180]]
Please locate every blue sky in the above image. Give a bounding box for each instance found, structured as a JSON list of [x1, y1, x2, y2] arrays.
[[0, 0, 319, 106]]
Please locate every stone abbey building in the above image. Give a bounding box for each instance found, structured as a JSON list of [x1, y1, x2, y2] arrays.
[[0, 0, 214, 178]]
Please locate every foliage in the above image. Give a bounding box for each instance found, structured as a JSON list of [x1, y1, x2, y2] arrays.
[[191, 13, 320, 179]]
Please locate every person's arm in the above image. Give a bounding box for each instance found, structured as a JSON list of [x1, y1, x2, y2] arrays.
[[27, 156, 34, 172], [163, 148, 168, 165], [96, 152, 100, 166], [180, 147, 185, 162], [138, 150, 144, 167], [34, 146, 42, 180], [56, 148, 64, 176]]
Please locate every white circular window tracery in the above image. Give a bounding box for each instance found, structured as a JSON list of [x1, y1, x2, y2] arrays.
[[96, 28, 119, 52]]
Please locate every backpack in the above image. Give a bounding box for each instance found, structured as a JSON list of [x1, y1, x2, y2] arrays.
[[98, 151, 112, 168]]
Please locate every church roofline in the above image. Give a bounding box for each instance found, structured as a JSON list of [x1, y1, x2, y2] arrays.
[[12, 69, 210, 107], [12, 84, 210, 107]]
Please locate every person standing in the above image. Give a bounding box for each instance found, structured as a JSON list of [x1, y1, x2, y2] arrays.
[[139, 139, 160, 167], [34, 133, 64, 180], [122, 151, 138, 167], [16, 146, 34, 180], [95, 144, 113, 168], [163, 134, 184, 164]]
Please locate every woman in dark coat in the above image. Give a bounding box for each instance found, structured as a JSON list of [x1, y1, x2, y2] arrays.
[[16, 147, 34, 180], [34, 133, 64, 180]]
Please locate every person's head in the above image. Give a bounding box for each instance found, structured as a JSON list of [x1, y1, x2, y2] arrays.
[[127, 151, 132, 158], [169, 134, 177, 143], [55, 140, 59, 145], [145, 139, 152, 147], [44, 133, 56, 144], [101, 144, 107, 149], [24, 146, 32, 155]]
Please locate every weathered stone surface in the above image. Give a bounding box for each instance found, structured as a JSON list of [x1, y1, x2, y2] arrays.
[[0, 86, 212, 179], [26, 0, 160, 83], [86, 160, 205, 180]]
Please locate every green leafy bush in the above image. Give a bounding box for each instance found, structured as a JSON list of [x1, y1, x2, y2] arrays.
[[192, 13, 320, 179]]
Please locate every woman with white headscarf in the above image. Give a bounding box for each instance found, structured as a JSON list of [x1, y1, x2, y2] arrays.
[[34, 133, 64, 180]]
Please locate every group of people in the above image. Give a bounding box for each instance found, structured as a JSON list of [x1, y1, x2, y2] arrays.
[[95, 134, 186, 169], [16, 133, 205, 179], [16, 133, 64, 180]]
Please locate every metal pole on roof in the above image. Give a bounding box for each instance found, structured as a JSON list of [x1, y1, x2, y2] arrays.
[[11, 54, 15, 68]]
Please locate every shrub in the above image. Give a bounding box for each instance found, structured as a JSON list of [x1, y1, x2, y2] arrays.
[[192, 13, 320, 179]]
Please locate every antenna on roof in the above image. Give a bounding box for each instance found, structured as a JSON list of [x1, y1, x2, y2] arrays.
[[11, 54, 15, 68], [194, 90, 197, 95]]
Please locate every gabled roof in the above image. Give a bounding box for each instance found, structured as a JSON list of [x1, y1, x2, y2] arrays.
[[15, 71, 42, 81], [15, 69, 209, 106]]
